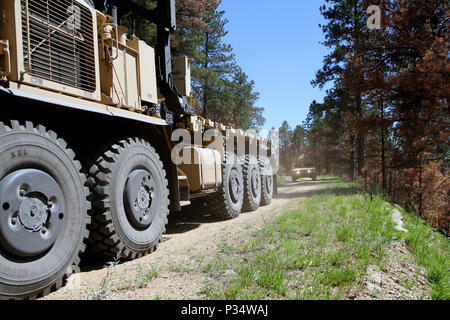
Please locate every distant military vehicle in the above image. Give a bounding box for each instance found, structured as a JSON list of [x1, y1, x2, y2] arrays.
[[291, 158, 316, 182], [291, 167, 317, 182]]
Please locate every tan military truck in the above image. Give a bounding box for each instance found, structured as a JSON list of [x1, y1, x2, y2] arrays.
[[0, 0, 277, 299], [290, 157, 317, 182], [291, 167, 317, 182]]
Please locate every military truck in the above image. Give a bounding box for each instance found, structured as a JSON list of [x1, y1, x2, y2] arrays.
[[0, 0, 277, 299], [291, 167, 317, 182], [291, 158, 316, 182]]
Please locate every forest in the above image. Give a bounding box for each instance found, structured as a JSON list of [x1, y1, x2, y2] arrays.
[[120, 0, 265, 129], [118, 0, 448, 234], [279, 0, 449, 234]]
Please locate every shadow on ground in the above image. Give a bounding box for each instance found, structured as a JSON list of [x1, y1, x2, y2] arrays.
[[165, 204, 223, 235], [277, 187, 359, 200], [278, 177, 338, 187], [277, 178, 358, 199]]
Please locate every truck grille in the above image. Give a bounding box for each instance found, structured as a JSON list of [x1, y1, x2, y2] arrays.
[[21, 0, 96, 92]]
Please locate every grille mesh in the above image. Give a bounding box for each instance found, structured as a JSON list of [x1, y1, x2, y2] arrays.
[[21, 0, 96, 92]]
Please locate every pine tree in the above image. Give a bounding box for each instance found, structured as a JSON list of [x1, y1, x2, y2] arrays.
[[121, 1, 266, 129], [313, 0, 368, 177], [224, 67, 264, 129], [306, 0, 449, 232], [189, 7, 235, 119]]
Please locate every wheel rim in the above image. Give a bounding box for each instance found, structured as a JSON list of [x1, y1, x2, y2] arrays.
[[250, 167, 260, 199], [265, 175, 273, 194], [0, 169, 66, 257], [123, 169, 159, 230], [229, 169, 242, 203]]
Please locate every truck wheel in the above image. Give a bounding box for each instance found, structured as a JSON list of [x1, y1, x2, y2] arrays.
[[87, 138, 169, 260], [291, 176, 297, 182], [204, 152, 244, 219], [0, 121, 90, 299], [240, 155, 261, 212], [259, 157, 274, 206]]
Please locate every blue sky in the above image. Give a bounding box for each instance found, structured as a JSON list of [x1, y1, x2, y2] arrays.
[[220, 0, 331, 131]]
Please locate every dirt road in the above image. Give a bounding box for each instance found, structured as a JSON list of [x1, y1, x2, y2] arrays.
[[42, 178, 430, 300], [42, 179, 324, 300]]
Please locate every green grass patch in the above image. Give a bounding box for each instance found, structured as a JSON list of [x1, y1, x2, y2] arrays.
[[201, 178, 449, 300], [321, 180, 360, 190], [86, 253, 161, 300], [317, 174, 340, 180], [396, 208, 450, 300], [201, 186, 398, 300], [277, 176, 290, 185]]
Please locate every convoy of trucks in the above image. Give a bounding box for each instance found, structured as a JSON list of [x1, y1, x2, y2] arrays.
[[0, 0, 277, 299]]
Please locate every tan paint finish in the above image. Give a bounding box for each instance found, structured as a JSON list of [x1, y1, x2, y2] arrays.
[[99, 37, 141, 110], [127, 39, 158, 105], [0, 0, 20, 83], [0, 0, 272, 198], [10, 0, 102, 102], [179, 147, 222, 192], [172, 56, 191, 97], [291, 168, 316, 179], [7, 81, 167, 126]]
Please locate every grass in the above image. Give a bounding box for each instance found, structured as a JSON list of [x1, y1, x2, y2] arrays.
[[324, 179, 448, 299], [117, 265, 161, 291], [320, 179, 360, 190], [86, 253, 161, 300], [85, 253, 121, 300], [85, 177, 449, 300], [201, 181, 399, 299], [169, 259, 196, 273], [277, 176, 290, 185], [396, 208, 450, 300], [200, 179, 449, 300], [317, 174, 340, 180]]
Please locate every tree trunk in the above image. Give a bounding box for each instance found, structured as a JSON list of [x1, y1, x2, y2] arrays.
[[350, 135, 356, 181], [380, 104, 387, 192], [201, 32, 210, 118], [418, 163, 423, 217], [353, 0, 364, 177], [356, 95, 364, 177]]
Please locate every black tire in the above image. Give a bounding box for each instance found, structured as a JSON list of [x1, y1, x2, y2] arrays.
[[0, 121, 90, 299], [204, 152, 244, 219], [291, 176, 297, 182], [259, 157, 274, 206], [312, 175, 317, 181], [87, 138, 169, 260], [240, 155, 261, 212]]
